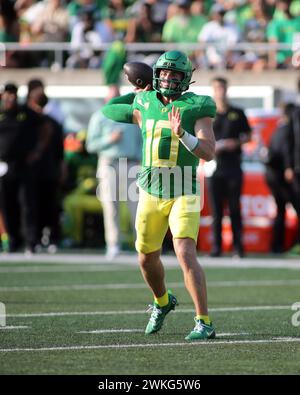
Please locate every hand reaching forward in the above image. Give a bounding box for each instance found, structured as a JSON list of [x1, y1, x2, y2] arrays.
[[168, 106, 183, 138]]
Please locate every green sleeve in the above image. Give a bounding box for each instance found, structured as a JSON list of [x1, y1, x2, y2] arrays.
[[101, 103, 134, 123], [201, 96, 216, 118], [189, 96, 216, 119], [107, 93, 135, 105]]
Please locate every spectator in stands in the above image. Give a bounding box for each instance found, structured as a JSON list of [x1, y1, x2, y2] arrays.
[[27, 80, 65, 252], [197, 3, 240, 69], [0, 0, 19, 42], [233, 0, 271, 71], [127, 0, 170, 43], [162, 0, 207, 44], [67, 0, 107, 30], [15, 0, 44, 43], [267, 0, 300, 69], [66, 8, 114, 69], [30, 0, 69, 43], [223, 0, 272, 31], [263, 102, 300, 253], [190, 0, 209, 17], [86, 85, 142, 260], [0, 0, 21, 67], [102, 0, 132, 42], [208, 77, 251, 258], [125, 1, 157, 45], [14, 0, 45, 27]]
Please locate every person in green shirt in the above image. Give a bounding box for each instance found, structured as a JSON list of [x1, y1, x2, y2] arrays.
[[267, 0, 300, 68], [162, 0, 207, 44], [102, 50, 217, 341]]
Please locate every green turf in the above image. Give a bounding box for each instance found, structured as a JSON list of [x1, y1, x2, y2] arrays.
[[0, 259, 300, 374]]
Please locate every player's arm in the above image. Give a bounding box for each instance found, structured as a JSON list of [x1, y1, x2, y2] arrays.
[[193, 117, 215, 161], [169, 107, 215, 161], [101, 103, 141, 127], [102, 103, 133, 123], [102, 60, 151, 126], [107, 93, 136, 105]]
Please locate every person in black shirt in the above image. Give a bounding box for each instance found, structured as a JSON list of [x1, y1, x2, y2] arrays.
[[286, 95, 300, 255], [26, 82, 65, 251], [0, 83, 44, 252], [264, 103, 300, 253], [208, 77, 251, 258]]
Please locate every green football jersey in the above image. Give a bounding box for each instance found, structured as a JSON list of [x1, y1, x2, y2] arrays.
[[132, 91, 216, 198]]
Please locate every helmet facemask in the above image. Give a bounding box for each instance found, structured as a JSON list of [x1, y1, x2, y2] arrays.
[[153, 51, 193, 96]]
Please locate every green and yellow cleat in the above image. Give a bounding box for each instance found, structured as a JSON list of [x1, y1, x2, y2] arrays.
[[145, 291, 178, 335], [185, 318, 216, 341]]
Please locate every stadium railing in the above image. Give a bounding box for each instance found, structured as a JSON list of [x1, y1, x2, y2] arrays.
[[0, 42, 298, 69]]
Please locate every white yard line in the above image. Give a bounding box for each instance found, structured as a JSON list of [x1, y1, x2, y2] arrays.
[[0, 253, 300, 269], [80, 330, 249, 337], [6, 305, 290, 318], [78, 329, 144, 334], [0, 326, 29, 330], [0, 266, 137, 273], [0, 337, 300, 353], [1, 279, 300, 292]]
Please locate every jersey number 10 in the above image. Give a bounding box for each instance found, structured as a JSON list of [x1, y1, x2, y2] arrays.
[[145, 119, 179, 167]]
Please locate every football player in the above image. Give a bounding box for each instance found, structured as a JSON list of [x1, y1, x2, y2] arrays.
[[102, 51, 216, 341]]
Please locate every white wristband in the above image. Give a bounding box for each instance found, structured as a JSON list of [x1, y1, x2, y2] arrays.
[[179, 130, 199, 152]]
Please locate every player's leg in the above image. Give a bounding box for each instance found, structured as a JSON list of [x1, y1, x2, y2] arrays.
[[170, 195, 215, 340], [138, 249, 166, 298], [173, 237, 208, 316], [135, 189, 178, 333]]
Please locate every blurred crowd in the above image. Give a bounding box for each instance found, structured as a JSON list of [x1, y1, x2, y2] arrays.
[[1, 0, 300, 70]]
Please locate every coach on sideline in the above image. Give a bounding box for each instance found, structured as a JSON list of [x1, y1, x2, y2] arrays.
[[209, 77, 251, 258]]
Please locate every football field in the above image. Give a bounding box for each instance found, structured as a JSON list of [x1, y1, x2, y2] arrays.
[[0, 253, 300, 375]]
